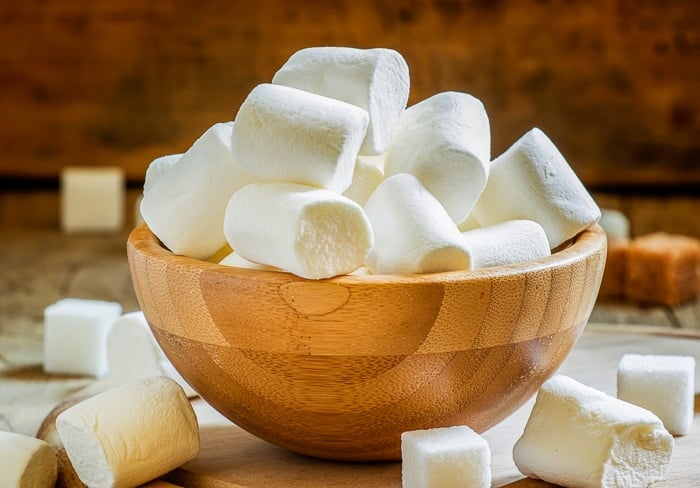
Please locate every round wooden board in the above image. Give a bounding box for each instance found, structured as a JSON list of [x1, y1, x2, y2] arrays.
[[162, 326, 700, 487]]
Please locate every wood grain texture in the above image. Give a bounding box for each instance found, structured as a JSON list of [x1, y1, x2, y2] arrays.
[[126, 224, 606, 461], [1, 1, 699, 187]]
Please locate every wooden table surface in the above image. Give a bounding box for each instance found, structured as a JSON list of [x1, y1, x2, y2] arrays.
[[1, 221, 699, 486]]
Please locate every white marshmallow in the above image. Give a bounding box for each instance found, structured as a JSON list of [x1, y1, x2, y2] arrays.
[[218, 251, 281, 272], [60, 167, 125, 233], [513, 375, 673, 488], [618, 354, 696, 436], [384, 91, 490, 224], [457, 212, 481, 232], [106, 311, 197, 397], [401, 425, 491, 488], [143, 153, 181, 195], [56, 376, 199, 488], [599, 208, 630, 243], [462, 220, 551, 269], [272, 47, 409, 155], [343, 154, 385, 206], [364, 173, 471, 274], [140, 122, 258, 260], [44, 298, 123, 377], [231, 83, 369, 193], [472, 128, 601, 248], [0, 431, 57, 488], [224, 182, 373, 279]]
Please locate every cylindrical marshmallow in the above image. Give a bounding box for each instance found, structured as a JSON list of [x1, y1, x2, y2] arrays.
[[272, 46, 410, 155], [472, 128, 601, 248], [364, 173, 471, 274], [342, 155, 385, 206], [224, 182, 374, 279], [218, 251, 282, 272], [106, 311, 197, 397], [599, 208, 630, 243], [384, 91, 490, 224], [0, 431, 57, 488], [231, 83, 369, 193], [513, 375, 673, 488], [461, 220, 551, 269], [142, 153, 181, 195], [56, 376, 199, 488], [140, 122, 259, 259]]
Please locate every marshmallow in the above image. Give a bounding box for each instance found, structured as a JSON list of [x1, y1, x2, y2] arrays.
[[513, 375, 673, 488], [143, 153, 181, 194], [272, 46, 410, 155], [218, 251, 281, 272], [44, 298, 123, 377], [231, 83, 369, 193], [56, 376, 199, 488], [401, 425, 491, 488], [364, 173, 471, 274], [461, 220, 551, 269], [106, 311, 197, 397], [618, 354, 696, 436], [384, 91, 490, 224], [343, 154, 385, 206], [457, 212, 481, 232], [224, 182, 373, 279], [0, 431, 57, 488], [472, 128, 601, 248], [140, 122, 259, 260], [60, 167, 125, 233], [599, 208, 631, 243]]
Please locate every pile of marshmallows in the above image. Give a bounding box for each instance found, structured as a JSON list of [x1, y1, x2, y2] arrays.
[[140, 47, 601, 278]]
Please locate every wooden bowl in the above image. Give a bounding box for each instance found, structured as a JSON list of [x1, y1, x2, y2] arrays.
[[127, 224, 606, 461]]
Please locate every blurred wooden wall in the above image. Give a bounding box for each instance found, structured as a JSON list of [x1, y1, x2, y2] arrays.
[[1, 0, 699, 189]]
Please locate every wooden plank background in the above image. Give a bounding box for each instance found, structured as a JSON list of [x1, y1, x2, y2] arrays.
[[0, 0, 699, 188]]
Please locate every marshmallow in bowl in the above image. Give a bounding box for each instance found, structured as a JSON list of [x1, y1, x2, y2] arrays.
[[219, 251, 282, 272], [462, 220, 551, 269], [472, 128, 601, 249], [272, 46, 410, 155], [364, 173, 471, 274], [224, 182, 373, 279], [140, 122, 259, 260], [142, 153, 181, 195], [343, 154, 384, 206], [231, 83, 369, 193], [384, 91, 490, 225]]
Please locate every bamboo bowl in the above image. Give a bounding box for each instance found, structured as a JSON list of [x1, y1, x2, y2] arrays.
[[127, 223, 606, 461]]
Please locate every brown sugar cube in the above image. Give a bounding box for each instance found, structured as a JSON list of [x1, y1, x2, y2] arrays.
[[598, 239, 629, 301], [624, 233, 700, 306]]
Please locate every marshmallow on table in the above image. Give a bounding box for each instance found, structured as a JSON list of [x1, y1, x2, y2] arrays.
[[364, 173, 471, 274], [106, 311, 197, 397], [599, 208, 630, 243], [140, 122, 259, 260], [462, 219, 550, 269], [0, 431, 57, 488], [142, 153, 182, 195], [56, 376, 199, 488], [231, 83, 369, 193], [44, 298, 123, 377], [384, 91, 490, 225], [343, 154, 385, 206], [513, 375, 673, 488], [618, 353, 696, 436], [272, 46, 410, 155], [472, 128, 601, 249], [224, 182, 373, 279], [401, 425, 491, 488], [60, 167, 125, 233]]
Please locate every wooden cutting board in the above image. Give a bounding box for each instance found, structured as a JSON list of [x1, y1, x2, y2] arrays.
[[160, 326, 700, 487]]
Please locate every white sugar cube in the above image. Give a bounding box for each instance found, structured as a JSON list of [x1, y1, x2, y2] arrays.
[[60, 167, 125, 233], [618, 353, 696, 435], [43, 298, 122, 377], [401, 425, 491, 488]]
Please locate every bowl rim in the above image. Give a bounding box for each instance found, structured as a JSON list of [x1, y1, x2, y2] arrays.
[[127, 223, 607, 285]]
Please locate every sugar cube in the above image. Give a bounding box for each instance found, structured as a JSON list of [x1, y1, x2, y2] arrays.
[[43, 298, 122, 377], [401, 425, 491, 488], [618, 353, 696, 435]]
